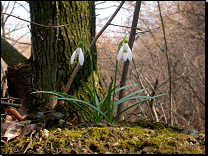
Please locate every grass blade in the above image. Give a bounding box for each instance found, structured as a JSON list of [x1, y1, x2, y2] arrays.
[[113, 88, 147, 107], [114, 84, 138, 93]]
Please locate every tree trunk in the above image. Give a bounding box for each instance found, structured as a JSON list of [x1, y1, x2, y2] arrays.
[[116, 1, 141, 121], [29, 1, 105, 118], [5, 1, 105, 120]]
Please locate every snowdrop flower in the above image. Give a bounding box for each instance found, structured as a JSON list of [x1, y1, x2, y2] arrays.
[[117, 38, 132, 61], [71, 43, 84, 66]]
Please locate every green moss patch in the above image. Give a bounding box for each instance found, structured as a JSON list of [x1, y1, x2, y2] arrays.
[[1, 121, 205, 154]]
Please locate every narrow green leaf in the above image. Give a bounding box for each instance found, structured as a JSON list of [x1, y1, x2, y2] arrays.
[[31, 91, 75, 99], [113, 88, 146, 107], [114, 84, 138, 93], [80, 80, 97, 108], [32, 91, 64, 98], [80, 80, 94, 99], [94, 94, 100, 119], [152, 93, 168, 98], [73, 104, 88, 124], [112, 93, 168, 122], [53, 97, 110, 122], [112, 99, 146, 122]]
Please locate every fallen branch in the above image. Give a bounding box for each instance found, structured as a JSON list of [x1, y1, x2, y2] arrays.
[[1, 100, 22, 108]]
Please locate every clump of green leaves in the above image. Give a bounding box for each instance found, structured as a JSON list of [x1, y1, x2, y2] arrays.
[[32, 39, 167, 125]]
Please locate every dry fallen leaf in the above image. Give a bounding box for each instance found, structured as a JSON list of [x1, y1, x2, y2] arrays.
[[1, 115, 13, 134], [1, 115, 39, 144], [1, 121, 23, 144]]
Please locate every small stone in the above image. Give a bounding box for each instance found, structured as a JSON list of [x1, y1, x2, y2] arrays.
[[57, 128, 61, 132], [42, 129, 49, 138], [112, 142, 119, 147], [105, 151, 112, 154], [59, 119, 65, 124]]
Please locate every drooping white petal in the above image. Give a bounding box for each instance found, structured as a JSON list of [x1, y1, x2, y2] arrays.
[[117, 46, 123, 61], [123, 52, 128, 61], [127, 45, 132, 61], [123, 43, 129, 61], [78, 48, 84, 66], [71, 49, 77, 64]]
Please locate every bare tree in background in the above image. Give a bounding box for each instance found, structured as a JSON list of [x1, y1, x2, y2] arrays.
[[116, 1, 141, 121], [157, 1, 173, 125], [96, 1, 204, 131]]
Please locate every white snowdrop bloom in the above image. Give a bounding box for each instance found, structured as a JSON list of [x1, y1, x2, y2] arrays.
[[71, 47, 84, 66], [117, 38, 132, 61]]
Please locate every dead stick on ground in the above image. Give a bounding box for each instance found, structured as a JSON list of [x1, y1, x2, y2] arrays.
[[23, 130, 36, 154], [1, 100, 22, 108]]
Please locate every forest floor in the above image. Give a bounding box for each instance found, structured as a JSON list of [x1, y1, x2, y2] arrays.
[[1, 119, 205, 154]]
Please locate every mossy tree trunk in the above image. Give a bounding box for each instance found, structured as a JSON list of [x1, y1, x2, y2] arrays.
[[29, 1, 105, 119]]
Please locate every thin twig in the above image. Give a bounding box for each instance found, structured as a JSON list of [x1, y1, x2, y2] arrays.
[[185, 108, 197, 128], [1, 67, 14, 85], [159, 137, 173, 149], [135, 26, 160, 35], [1, 12, 99, 28], [23, 130, 36, 154], [110, 23, 160, 34], [110, 23, 140, 29], [158, 1, 173, 125]]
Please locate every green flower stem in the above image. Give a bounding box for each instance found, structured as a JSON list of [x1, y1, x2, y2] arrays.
[[89, 49, 95, 96], [78, 41, 98, 119], [78, 41, 95, 96], [111, 60, 118, 121], [110, 38, 125, 122]]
